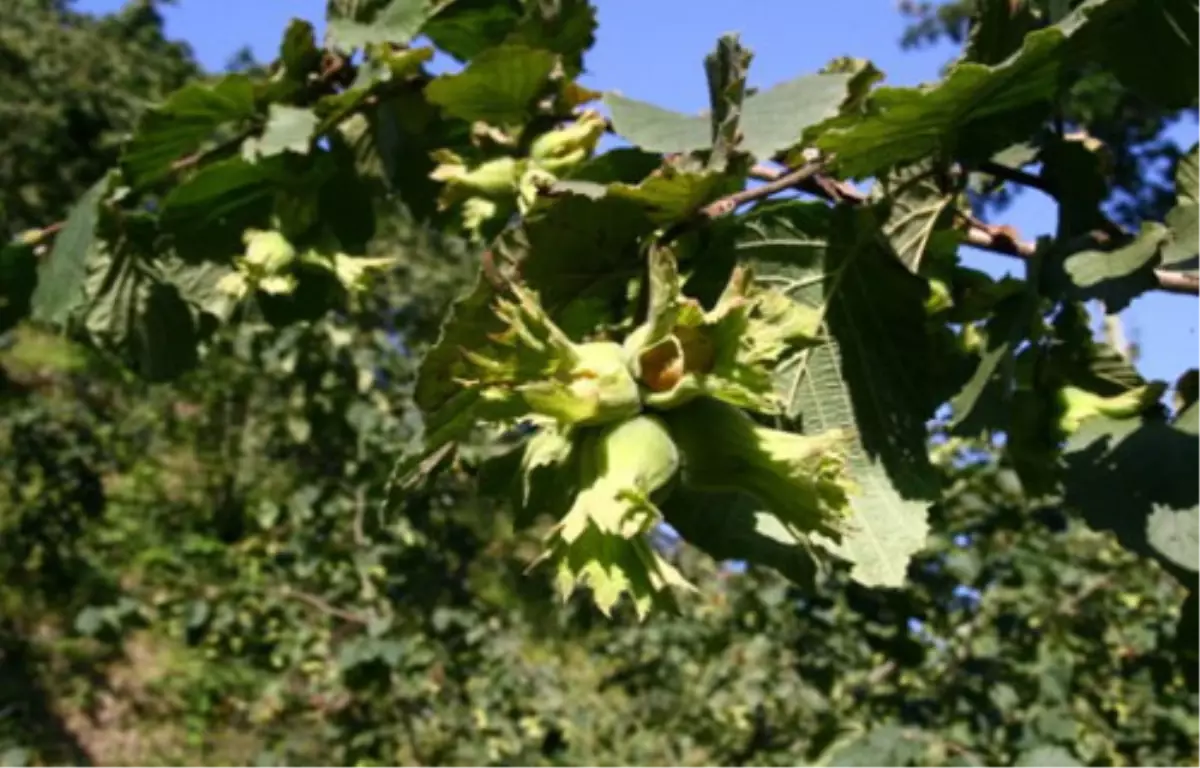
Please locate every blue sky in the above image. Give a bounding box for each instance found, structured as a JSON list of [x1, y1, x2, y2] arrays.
[[82, 0, 1198, 384]]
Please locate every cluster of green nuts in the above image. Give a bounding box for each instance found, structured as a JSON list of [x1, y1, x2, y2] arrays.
[[429, 111, 609, 240], [460, 258, 855, 617], [216, 228, 396, 300]]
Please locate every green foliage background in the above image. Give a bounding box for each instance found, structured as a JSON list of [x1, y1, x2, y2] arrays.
[[0, 0, 1196, 766]]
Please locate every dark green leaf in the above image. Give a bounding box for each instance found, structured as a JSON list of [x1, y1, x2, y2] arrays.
[[160, 158, 278, 252], [424, 45, 557, 126], [965, 0, 1038, 64], [280, 19, 321, 78], [870, 162, 960, 271], [421, 0, 523, 61], [1163, 143, 1199, 267]]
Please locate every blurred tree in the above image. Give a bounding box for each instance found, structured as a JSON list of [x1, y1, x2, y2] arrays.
[[0, 0, 199, 236]]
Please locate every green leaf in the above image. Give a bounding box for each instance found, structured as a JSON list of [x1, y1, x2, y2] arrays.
[[121, 75, 257, 187], [0, 242, 37, 333], [504, 0, 597, 77], [1063, 223, 1168, 312], [815, 0, 1124, 178], [424, 45, 557, 126], [422, 0, 525, 61], [414, 271, 500, 421], [738, 201, 938, 586], [244, 105, 319, 158], [661, 486, 818, 587], [31, 176, 109, 324], [604, 94, 713, 155], [1041, 133, 1111, 238], [605, 71, 854, 161], [326, 0, 443, 50], [738, 72, 854, 160]]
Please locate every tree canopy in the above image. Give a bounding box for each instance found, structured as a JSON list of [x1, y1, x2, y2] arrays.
[[0, 0, 1196, 765]]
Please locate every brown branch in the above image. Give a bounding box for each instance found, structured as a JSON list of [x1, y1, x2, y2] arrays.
[[748, 163, 1199, 297], [699, 160, 826, 218], [278, 587, 371, 625]]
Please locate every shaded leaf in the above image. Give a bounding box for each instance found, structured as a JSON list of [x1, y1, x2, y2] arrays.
[[1163, 143, 1199, 267], [423, 0, 596, 75], [965, 0, 1038, 64], [661, 486, 818, 587], [737, 201, 937, 586], [1096, 0, 1199, 110], [1063, 405, 1198, 577], [948, 290, 1033, 432], [79, 244, 221, 382]]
